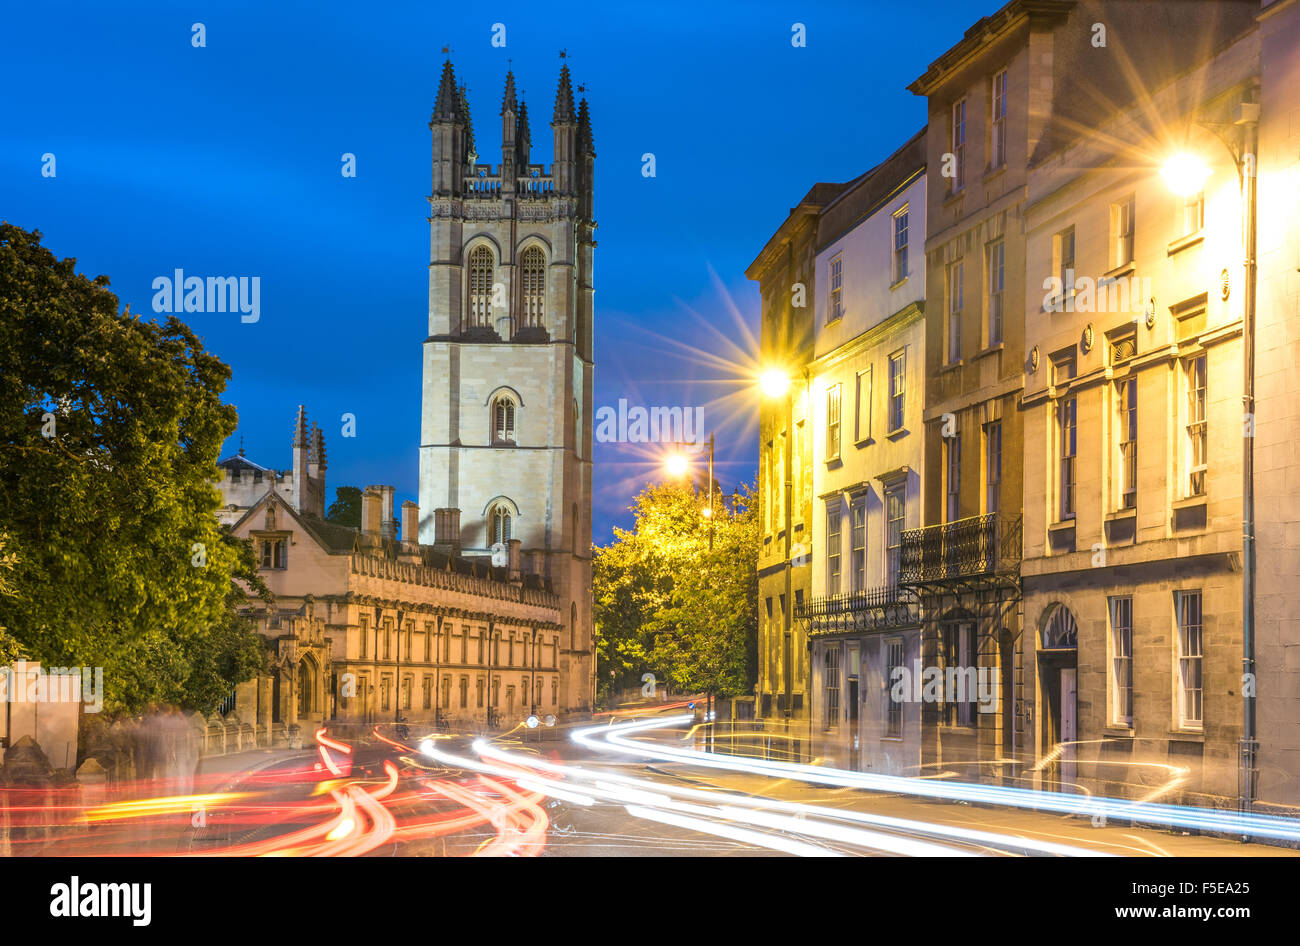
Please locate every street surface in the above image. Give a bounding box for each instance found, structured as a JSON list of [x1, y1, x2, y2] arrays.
[[9, 703, 1299, 857]]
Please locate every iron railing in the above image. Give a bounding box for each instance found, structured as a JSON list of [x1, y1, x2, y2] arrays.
[[899, 513, 1021, 585], [796, 585, 920, 635]]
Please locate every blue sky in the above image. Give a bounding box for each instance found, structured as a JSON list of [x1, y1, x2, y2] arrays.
[[1, 0, 990, 541]]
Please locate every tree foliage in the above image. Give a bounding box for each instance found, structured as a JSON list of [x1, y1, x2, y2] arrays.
[[593, 479, 758, 704], [326, 485, 362, 529], [0, 223, 268, 714]]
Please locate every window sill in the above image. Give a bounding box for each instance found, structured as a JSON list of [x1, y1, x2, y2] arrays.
[[1048, 519, 1076, 534], [889, 275, 909, 291], [492, 439, 517, 448], [983, 163, 1006, 183], [1103, 726, 1135, 738], [1172, 494, 1207, 511], [939, 359, 964, 373], [825, 456, 842, 469], [1104, 506, 1136, 523], [1103, 260, 1136, 281], [825, 315, 843, 327], [879, 736, 904, 743], [854, 437, 875, 449], [886, 427, 909, 441], [1168, 729, 1204, 743], [939, 724, 979, 736], [972, 343, 1003, 361], [943, 187, 965, 207], [1167, 231, 1204, 256]]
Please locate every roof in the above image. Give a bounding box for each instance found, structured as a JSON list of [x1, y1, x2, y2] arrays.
[[745, 180, 852, 281], [217, 454, 270, 473]]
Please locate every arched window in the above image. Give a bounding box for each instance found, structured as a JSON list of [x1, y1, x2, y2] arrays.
[[467, 245, 494, 329], [1041, 604, 1079, 650], [521, 246, 546, 328], [493, 395, 516, 443], [490, 503, 512, 546]]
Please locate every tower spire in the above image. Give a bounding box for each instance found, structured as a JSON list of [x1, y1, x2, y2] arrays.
[[292, 404, 309, 447], [459, 84, 475, 157], [432, 60, 461, 123], [577, 98, 594, 154], [500, 70, 517, 116], [552, 64, 576, 124]]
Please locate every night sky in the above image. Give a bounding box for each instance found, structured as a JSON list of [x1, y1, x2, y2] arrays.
[[2, 0, 987, 541]]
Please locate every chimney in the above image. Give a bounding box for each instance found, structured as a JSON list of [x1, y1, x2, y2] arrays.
[[378, 486, 397, 540], [434, 508, 461, 554], [362, 487, 382, 539], [507, 539, 522, 581], [401, 501, 419, 550]]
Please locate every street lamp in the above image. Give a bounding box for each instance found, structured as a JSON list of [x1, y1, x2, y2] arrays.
[[663, 436, 717, 549], [1162, 98, 1259, 819], [1161, 152, 1213, 196]]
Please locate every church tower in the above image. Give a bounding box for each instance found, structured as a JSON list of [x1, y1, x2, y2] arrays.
[[419, 60, 596, 713]]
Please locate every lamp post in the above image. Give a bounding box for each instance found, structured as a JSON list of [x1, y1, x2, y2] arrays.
[[664, 436, 718, 734], [1163, 95, 1259, 819], [374, 604, 406, 727]]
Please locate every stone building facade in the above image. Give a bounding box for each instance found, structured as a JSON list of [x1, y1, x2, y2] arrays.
[[1020, 13, 1261, 803], [216, 407, 563, 744], [747, 182, 847, 745], [802, 133, 928, 775], [418, 61, 595, 715]]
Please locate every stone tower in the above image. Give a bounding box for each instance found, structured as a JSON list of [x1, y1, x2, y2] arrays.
[[419, 60, 595, 713]]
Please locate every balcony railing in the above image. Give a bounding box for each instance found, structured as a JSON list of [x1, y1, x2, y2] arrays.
[[796, 585, 919, 635], [898, 513, 1021, 586]]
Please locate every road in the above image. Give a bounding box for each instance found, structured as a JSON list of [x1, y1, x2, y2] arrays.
[[13, 707, 1300, 857]]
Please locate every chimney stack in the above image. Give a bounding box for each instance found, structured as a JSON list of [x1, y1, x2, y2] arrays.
[[434, 508, 461, 555], [362, 487, 382, 540], [379, 485, 397, 540], [401, 501, 419, 549]]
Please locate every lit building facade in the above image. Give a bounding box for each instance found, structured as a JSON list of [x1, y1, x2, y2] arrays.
[[748, 183, 848, 746], [802, 133, 928, 774], [1021, 20, 1260, 803]]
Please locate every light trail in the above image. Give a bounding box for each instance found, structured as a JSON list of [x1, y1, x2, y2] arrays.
[[573, 713, 1300, 844], [472, 739, 1102, 857]]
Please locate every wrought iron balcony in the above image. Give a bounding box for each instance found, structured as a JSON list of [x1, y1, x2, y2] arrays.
[[795, 585, 920, 636], [899, 513, 1021, 587]]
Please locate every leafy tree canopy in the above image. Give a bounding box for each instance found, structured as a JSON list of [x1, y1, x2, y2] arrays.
[[593, 479, 758, 703], [326, 486, 362, 529], [0, 223, 268, 714]]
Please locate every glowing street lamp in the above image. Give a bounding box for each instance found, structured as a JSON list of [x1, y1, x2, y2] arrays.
[[1161, 152, 1212, 197], [759, 368, 792, 399], [664, 452, 690, 477]]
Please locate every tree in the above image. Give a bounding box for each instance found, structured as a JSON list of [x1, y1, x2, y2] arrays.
[[593, 479, 758, 705], [0, 223, 268, 714], [326, 486, 362, 528]]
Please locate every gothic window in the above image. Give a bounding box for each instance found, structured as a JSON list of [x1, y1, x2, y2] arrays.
[[521, 246, 545, 328], [490, 503, 512, 546], [468, 244, 494, 329], [493, 395, 516, 443], [260, 538, 286, 569]]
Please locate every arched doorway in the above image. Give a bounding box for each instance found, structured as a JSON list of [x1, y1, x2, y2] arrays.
[[1038, 603, 1079, 792], [298, 657, 316, 720]]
